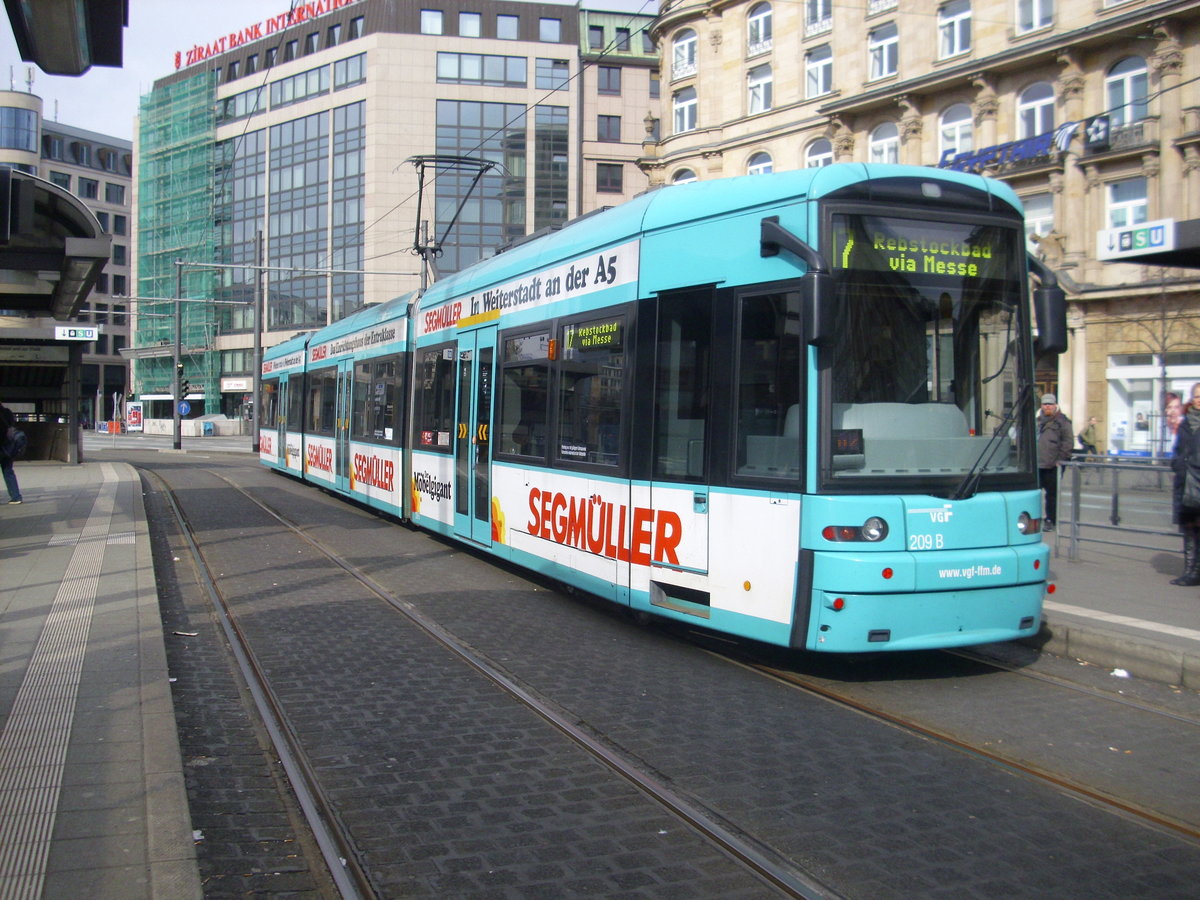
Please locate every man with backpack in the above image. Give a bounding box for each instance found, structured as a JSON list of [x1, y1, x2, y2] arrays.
[[0, 402, 24, 504]]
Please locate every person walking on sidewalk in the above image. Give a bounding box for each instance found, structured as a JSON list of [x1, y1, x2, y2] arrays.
[[1037, 394, 1072, 531], [1170, 383, 1200, 585], [0, 402, 23, 505]]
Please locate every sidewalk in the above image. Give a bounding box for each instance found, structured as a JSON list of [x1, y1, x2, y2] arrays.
[[0, 462, 200, 900]]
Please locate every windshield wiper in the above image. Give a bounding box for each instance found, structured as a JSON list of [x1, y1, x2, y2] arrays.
[[949, 383, 1032, 501]]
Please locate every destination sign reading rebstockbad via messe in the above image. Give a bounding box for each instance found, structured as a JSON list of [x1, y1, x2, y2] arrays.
[[832, 215, 1002, 278]]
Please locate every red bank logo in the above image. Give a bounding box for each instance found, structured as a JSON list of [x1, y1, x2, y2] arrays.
[[527, 489, 682, 566]]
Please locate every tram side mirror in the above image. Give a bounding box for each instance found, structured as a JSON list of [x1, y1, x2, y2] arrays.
[[805, 270, 837, 348], [1033, 284, 1067, 355]]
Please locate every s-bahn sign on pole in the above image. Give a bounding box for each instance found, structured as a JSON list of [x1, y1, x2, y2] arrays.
[[1096, 219, 1175, 261]]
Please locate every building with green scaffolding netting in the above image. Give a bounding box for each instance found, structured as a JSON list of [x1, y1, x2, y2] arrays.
[[133, 68, 218, 424]]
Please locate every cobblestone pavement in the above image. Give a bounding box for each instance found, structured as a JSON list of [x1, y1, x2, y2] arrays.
[[138, 453, 1200, 899]]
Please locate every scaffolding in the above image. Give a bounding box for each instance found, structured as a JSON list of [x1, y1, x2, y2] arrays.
[[133, 71, 220, 408]]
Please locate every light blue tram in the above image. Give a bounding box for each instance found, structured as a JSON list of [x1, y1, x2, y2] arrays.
[[262, 164, 1066, 652]]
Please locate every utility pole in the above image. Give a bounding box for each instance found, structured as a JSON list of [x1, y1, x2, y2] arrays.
[[252, 232, 263, 452], [173, 260, 183, 450]]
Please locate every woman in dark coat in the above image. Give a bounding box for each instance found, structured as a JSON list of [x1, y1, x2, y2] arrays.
[[1171, 382, 1200, 584]]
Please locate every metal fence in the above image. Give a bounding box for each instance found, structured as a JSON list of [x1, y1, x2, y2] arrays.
[[1055, 456, 1180, 560]]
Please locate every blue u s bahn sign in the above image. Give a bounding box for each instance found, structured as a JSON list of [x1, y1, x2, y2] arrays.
[[1096, 219, 1175, 261]]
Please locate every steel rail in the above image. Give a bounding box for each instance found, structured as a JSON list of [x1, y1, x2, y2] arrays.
[[148, 470, 376, 900], [206, 468, 843, 900]]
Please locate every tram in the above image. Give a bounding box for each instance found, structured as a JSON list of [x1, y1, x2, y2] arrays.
[[261, 163, 1066, 652]]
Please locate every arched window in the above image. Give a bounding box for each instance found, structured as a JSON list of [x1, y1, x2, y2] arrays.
[[748, 64, 773, 115], [673, 87, 698, 134], [672, 169, 698, 184], [1017, 81, 1054, 138], [939, 103, 973, 160], [673, 29, 697, 79], [1106, 56, 1148, 127], [748, 3, 772, 55], [869, 122, 899, 164], [747, 151, 773, 175], [806, 138, 833, 168]]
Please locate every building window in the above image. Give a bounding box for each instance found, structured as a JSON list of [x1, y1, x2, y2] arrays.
[[748, 3, 772, 56], [616, 28, 631, 51], [265, 47, 277, 68], [539, 18, 561, 42], [868, 23, 898, 80], [497, 14, 519, 40], [938, 0, 971, 59], [673, 169, 698, 184], [673, 29, 697, 79], [421, 10, 444, 35], [1017, 81, 1054, 138], [805, 45, 832, 99], [673, 87, 698, 134], [1107, 177, 1147, 228], [105, 183, 126, 204], [333, 54, 366, 89], [747, 151, 772, 175], [643, 31, 656, 53], [1106, 56, 1148, 128], [1023, 192, 1054, 253], [72, 141, 92, 166], [939, 103, 973, 160], [598, 66, 621, 95], [95, 273, 109, 294], [246, 53, 259, 75], [588, 25, 604, 50], [869, 122, 899, 163], [597, 163, 623, 192], [349, 16, 364, 40], [747, 64, 772, 115], [806, 0, 832, 36], [437, 53, 526, 88], [1016, 0, 1053, 34], [49, 171, 71, 189], [650, 69, 660, 99], [43, 134, 64, 159], [271, 66, 331, 108], [806, 139, 833, 168], [459, 12, 481, 37], [598, 115, 621, 142], [112, 244, 127, 266], [95, 212, 109, 231], [304, 32, 319, 54], [113, 274, 127, 296], [113, 214, 127, 235], [536, 58, 569, 90], [284, 40, 297, 62], [79, 177, 98, 199], [228, 60, 240, 81], [327, 24, 342, 47]]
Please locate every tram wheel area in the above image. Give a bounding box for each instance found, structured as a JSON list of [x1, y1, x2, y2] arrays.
[[131, 453, 1200, 900]]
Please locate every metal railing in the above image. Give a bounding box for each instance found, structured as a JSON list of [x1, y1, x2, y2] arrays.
[[1056, 456, 1179, 560]]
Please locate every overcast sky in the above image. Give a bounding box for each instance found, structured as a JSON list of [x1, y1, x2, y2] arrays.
[[1, 0, 653, 143]]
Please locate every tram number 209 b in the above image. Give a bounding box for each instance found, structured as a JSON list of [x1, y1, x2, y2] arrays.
[[909, 533, 945, 550]]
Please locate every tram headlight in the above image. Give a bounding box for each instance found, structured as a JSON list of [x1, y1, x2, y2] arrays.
[[861, 517, 888, 542], [1017, 511, 1040, 534]]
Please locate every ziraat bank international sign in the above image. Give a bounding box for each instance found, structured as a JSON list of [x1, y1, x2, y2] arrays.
[[175, 0, 364, 69]]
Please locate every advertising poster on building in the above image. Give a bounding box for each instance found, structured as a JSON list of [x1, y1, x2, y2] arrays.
[[126, 402, 144, 433]]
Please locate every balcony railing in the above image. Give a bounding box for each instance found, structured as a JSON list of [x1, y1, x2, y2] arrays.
[[868, 0, 898, 14], [805, 16, 832, 38]]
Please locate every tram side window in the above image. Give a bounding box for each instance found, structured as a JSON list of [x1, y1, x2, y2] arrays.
[[556, 314, 625, 467], [653, 291, 711, 481], [261, 377, 280, 427], [350, 356, 403, 444], [735, 292, 802, 479], [287, 376, 305, 431], [498, 330, 550, 460], [414, 344, 456, 452], [308, 366, 338, 435]]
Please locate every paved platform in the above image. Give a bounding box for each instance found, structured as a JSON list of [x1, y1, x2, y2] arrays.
[[1, 458, 1198, 898], [0, 462, 199, 900]]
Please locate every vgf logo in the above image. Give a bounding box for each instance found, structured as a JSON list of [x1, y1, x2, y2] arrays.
[[910, 504, 953, 523]]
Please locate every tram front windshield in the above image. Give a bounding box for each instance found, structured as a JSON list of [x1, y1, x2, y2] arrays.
[[822, 211, 1031, 491]]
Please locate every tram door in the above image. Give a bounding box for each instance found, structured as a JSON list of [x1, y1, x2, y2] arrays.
[[454, 329, 495, 546], [334, 359, 355, 491]]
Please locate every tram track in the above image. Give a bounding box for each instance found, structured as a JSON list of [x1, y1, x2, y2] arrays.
[[154, 464, 842, 900]]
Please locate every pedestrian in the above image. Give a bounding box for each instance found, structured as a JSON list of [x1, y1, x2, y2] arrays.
[[1078, 416, 1098, 455], [1037, 393, 1072, 531], [0, 402, 23, 505], [1170, 382, 1200, 585]]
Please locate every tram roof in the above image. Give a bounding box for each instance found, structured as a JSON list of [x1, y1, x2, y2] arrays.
[[417, 164, 1021, 311]]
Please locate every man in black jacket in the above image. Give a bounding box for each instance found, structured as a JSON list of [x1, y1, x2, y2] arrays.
[[0, 403, 23, 504], [1037, 394, 1073, 531]]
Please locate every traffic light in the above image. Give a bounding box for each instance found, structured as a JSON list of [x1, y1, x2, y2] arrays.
[[180, 380, 192, 397]]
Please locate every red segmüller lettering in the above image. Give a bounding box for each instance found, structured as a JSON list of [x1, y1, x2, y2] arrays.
[[527, 489, 682, 566], [423, 301, 462, 335], [353, 453, 395, 492], [306, 444, 333, 473]]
